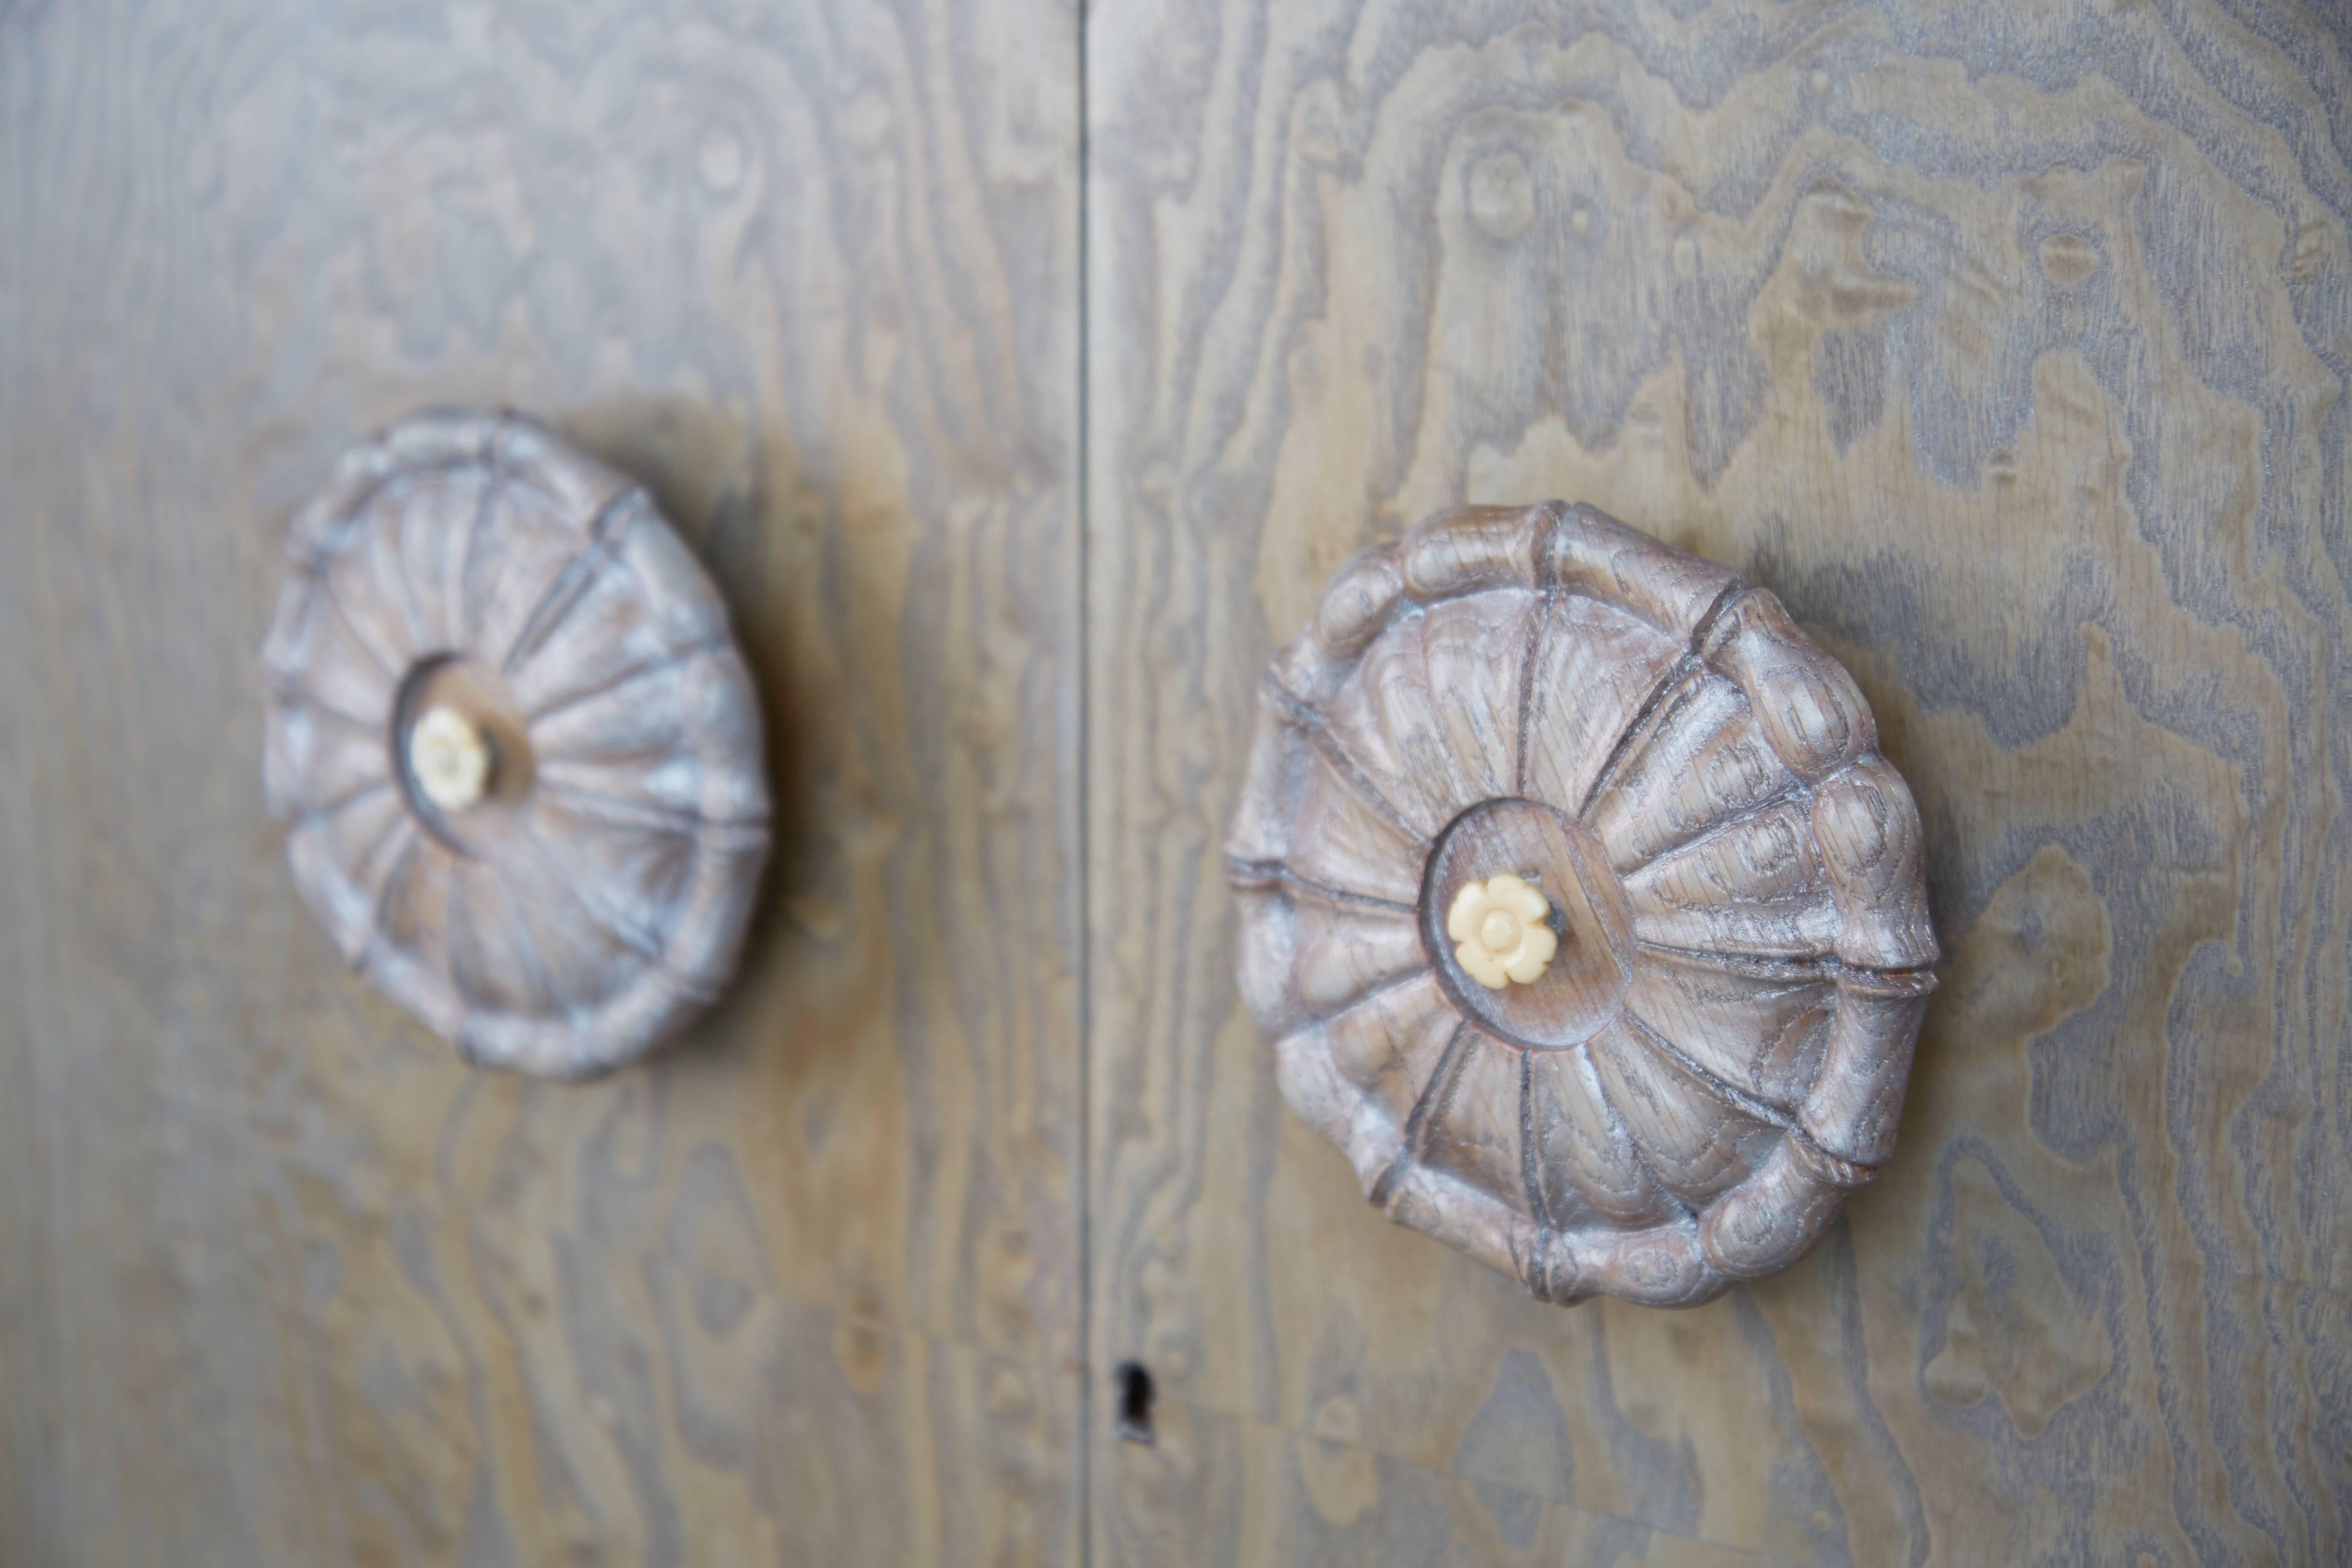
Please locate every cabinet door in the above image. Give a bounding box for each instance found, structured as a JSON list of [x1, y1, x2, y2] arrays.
[[0, 3, 1081, 1563], [1085, 2, 2352, 1563]]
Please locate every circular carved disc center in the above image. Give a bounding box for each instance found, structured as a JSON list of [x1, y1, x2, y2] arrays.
[[1420, 796, 1635, 1050]]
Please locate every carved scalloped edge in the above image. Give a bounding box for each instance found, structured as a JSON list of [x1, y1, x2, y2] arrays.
[[281, 409, 630, 573], [1230, 501, 1941, 1306]]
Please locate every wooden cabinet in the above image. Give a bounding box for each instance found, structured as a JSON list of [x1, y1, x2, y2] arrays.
[[2, 2, 2345, 1563]]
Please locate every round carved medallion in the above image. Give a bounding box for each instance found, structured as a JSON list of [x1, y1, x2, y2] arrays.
[[262, 411, 770, 1078], [1228, 501, 1936, 1306]]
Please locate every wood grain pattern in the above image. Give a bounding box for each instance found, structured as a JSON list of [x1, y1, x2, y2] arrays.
[[0, 1, 1079, 1562], [9, 0, 2352, 1560], [1088, 0, 2352, 1561]]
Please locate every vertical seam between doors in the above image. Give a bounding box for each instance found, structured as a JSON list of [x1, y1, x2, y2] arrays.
[[1073, 0, 1095, 1561]]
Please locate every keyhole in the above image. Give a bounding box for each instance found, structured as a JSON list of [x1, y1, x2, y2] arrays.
[[1114, 1361, 1155, 1445]]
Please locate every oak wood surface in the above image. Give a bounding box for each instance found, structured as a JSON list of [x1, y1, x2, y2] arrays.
[[0, 1, 1080, 1563], [1087, 0, 2352, 1563]]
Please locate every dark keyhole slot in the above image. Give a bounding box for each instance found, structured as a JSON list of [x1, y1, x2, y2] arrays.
[[1114, 1361, 1155, 1445]]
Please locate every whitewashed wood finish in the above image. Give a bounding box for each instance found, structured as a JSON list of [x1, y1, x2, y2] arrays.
[[1228, 500, 1936, 1307], [262, 412, 771, 1078]]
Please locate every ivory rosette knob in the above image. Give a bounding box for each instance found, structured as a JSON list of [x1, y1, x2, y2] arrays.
[[261, 411, 771, 1078], [1226, 502, 1938, 1307], [1447, 875, 1556, 988], [408, 705, 493, 812]]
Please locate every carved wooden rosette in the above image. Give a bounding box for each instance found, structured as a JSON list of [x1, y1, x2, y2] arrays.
[[1228, 502, 1937, 1307], [262, 412, 770, 1079]]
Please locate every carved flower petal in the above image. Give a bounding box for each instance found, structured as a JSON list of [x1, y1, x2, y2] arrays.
[[388, 462, 495, 651], [1588, 1016, 1783, 1208], [1419, 590, 1532, 812], [444, 855, 558, 1019], [1445, 881, 1490, 943], [1622, 948, 1836, 1109], [1273, 973, 1460, 1194], [1700, 591, 1874, 783], [533, 651, 769, 829], [1491, 872, 1548, 921], [1519, 593, 1687, 816], [460, 480, 595, 669], [1228, 706, 1429, 904], [1310, 590, 1533, 838], [260, 572, 401, 740], [1407, 1029, 1526, 1218], [1503, 922, 1557, 983], [1237, 885, 1427, 1035], [1620, 794, 1839, 959], [1524, 1039, 1685, 1231], [1811, 757, 1938, 969], [509, 494, 732, 718], [1584, 668, 1801, 873], [1455, 939, 1511, 989]]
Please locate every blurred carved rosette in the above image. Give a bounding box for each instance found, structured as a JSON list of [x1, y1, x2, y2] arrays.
[[262, 412, 769, 1079]]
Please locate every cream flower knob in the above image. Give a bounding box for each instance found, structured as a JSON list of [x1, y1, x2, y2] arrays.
[[409, 705, 493, 812], [1447, 873, 1558, 988]]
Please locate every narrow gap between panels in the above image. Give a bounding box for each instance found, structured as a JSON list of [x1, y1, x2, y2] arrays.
[[1072, 0, 1096, 1562]]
